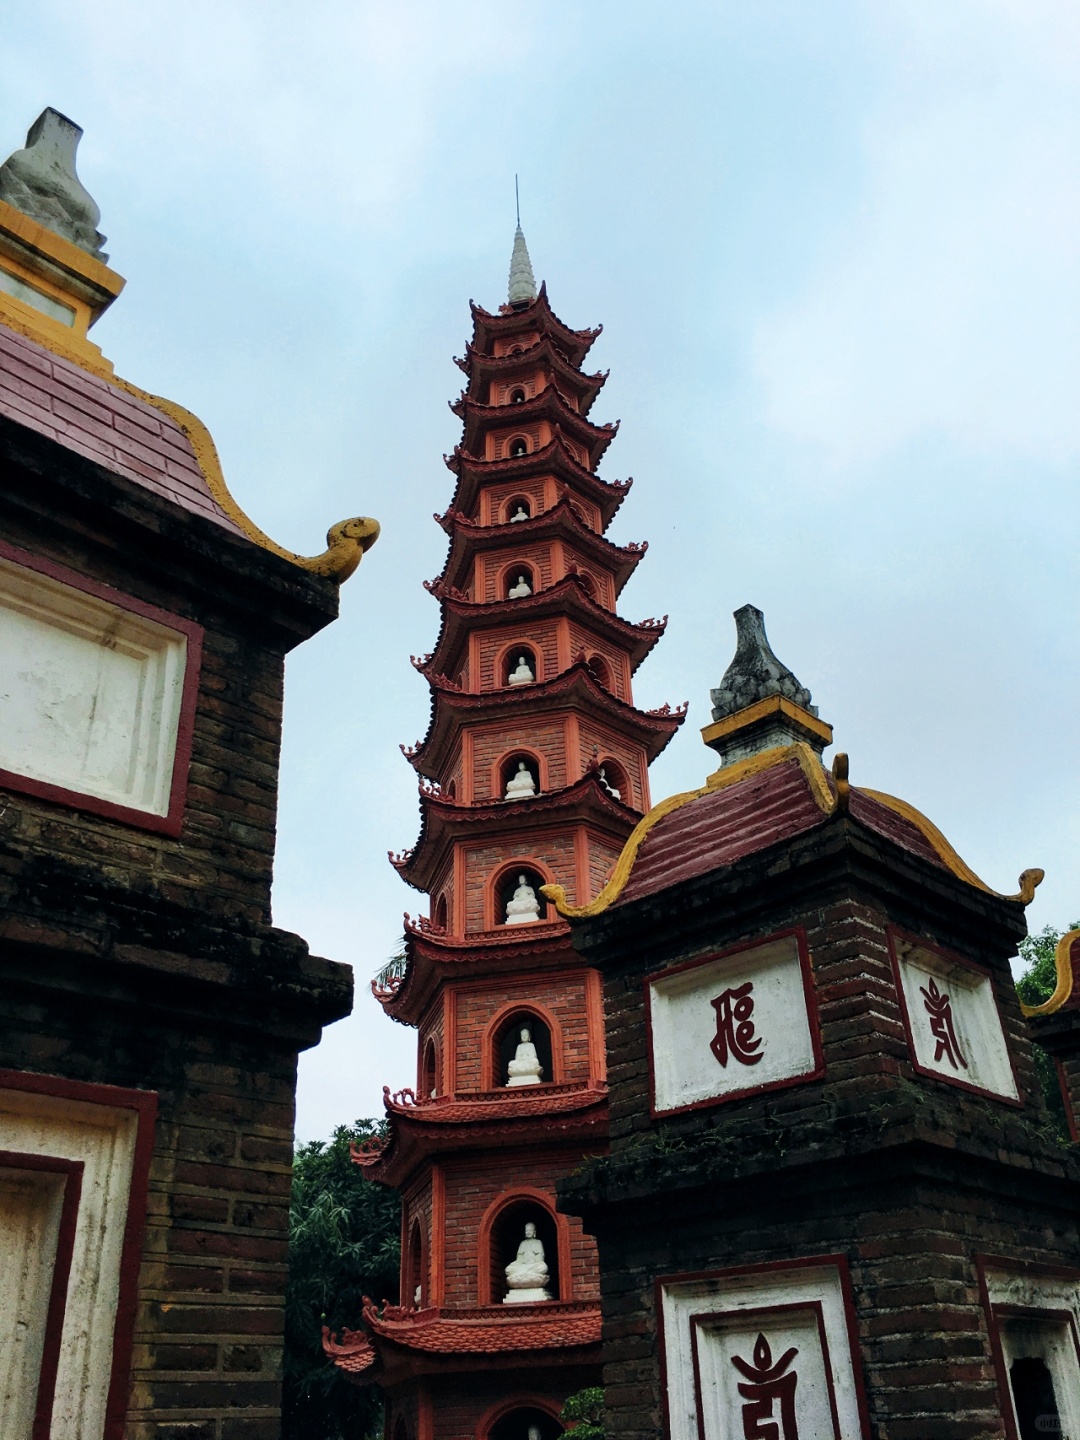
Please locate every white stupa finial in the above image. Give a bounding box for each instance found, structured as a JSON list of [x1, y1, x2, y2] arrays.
[[508, 176, 537, 305]]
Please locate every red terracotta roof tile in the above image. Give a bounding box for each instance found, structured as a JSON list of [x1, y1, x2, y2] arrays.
[[0, 323, 245, 536]]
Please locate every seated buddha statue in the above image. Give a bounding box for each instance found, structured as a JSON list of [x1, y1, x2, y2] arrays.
[[505, 874, 541, 925], [503, 1221, 552, 1303], [509, 504, 530, 523], [507, 654, 535, 686], [508, 573, 532, 599], [506, 1026, 543, 1086], [504, 761, 536, 801], [599, 765, 622, 800]]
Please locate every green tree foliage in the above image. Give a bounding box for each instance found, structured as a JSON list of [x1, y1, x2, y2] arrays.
[[560, 1386, 606, 1438], [1016, 923, 1078, 1144], [283, 1119, 400, 1440]]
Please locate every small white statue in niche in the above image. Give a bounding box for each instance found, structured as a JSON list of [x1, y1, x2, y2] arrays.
[[528, 1428, 542, 1440], [505, 874, 541, 925], [506, 1026, 543, 1086], [508, 573, 533, 599], [599, 765, 621, 800], [504, 760, 536, 801], [509, 504, 530, 523], [503, 1221, 552, 1303], [507, 654, 535, 686], [413, 1284, 421, 1307]]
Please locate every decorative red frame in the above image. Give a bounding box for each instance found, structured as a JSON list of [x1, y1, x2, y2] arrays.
[[886, 927, 1024, 1108], [0, 537, 203, 837], [644, 927, 826, 1119], [0, 1149, 84, 1440], [485, 857, 557, 931], [477, 1186, 573, 1306], [655, 1253, 871, 1440], [482, 998, 566, 1089], [477, 1391, 562, 1439], [975, 1253, 1080, 1440], [0, 1068, 158, 1440], [688, 1299, 842, 1440]]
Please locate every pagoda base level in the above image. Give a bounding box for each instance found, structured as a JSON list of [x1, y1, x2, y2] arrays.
[[382, 1363, 601, 1440]]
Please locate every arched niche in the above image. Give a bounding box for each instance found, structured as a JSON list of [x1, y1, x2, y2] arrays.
[[504, 495, 532, 523], [491, 1009, 554, 1089], [585, 653, 611, 689], [421, 1037, 438, 1098], [504, 563, 535, 599], [503, 645, 538, 687], [597, 757, 628, 803], [499, 751, 541, 801], [433, 893, 449, 932], [494, 864, 549, 928], [508, 435, 530, 458], [508, 386, 527, 405], [485, 1195, 561, 1305], [444, 778, 457, 801], [569, 567, 597, 599], [487, 1405, 563, 1440], [407, 1220, 425, 1308]]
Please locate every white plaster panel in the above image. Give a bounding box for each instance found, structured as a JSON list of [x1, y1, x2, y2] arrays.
[[0, 1167, 67, 1440], [0, 1088, 139, 1440], [0, 554, 188, 815], [649, 934, 816, 1114], [661, 1264, 866, 1440], [984, 1268, 1080, 1438], [894, 938, 1018, 1099]]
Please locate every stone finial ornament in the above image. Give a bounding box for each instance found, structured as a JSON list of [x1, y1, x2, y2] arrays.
[[710, 604, 817, 722], [508, 223, 537, 306], [0, 108, 107, 259]]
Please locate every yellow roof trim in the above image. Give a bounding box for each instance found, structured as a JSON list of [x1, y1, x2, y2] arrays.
[[542, 743, 834, 920], [1019, 928, 1080, 1017], [700, 694, 833, 749], [859, 789, 1043, 905], [0, 308, 378, 583]]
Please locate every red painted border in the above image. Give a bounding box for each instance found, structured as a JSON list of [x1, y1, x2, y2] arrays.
[[0, 1149, 84, 1440], [644, 927, 826, 1119], [975, 1253, 1080, 1440], [0, 1068, 158, 1440], [886, 926, 1024, 1108], [476, 1186, 572, 1305], [483, 999, 565, 1088], [654, 1253, 871, 1440], [0, 537, 203, 837], [688, 1300, 841, 1440]]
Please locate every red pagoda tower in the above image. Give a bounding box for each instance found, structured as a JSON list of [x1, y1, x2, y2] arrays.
[[326, 229, 685, 1439]]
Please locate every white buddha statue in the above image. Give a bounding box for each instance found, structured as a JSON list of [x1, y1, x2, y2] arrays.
[[503, 1221, 552, 1303], [507, 654, 535, 686], [509, 504, 529, 523], [504, 761, 536, 801], [413, 1283, 422, 1307], [528, 1428, 542, 1440], [599, 765, 621, 801], [506, 1026, 543, 1086], [505, 874, 541, 925], [508, 573, 532, 599]]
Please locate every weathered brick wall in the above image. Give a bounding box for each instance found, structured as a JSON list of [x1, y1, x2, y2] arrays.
[[450, 970, 594, 1092], [441, 1149, 600, 1306], [401, 1172, 434, 1303], [568, 622, 629, 701], [586, 834, 624, 906], [477, 542, 555, 601], [577, 723, 648, 812], [478, 476, 548, 526], [474, 619, 559, 690], [469, 716, 570, 798]]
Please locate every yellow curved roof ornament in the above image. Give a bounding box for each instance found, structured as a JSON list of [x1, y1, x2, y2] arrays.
[[1020, 928, 1080, 1017]]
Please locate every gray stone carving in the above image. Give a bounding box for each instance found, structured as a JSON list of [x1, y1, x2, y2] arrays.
[[710, 604, 817, 722], [508, 224, 536, 306], [0, 109, 107, 259]]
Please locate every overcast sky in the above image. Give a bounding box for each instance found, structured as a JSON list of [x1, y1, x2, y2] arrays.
[[5, 1, 1078, 1140]]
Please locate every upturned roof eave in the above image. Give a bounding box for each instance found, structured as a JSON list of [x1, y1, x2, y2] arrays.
[[456, 336, 607, 415], [468, 283, 601, 367], [402, 662, 687, 781], [423, 577, 666, 682], [391, 771, 640, 892], [443, 434, 631, 530], [453, 386, 618, 466], [436, 495, 646, 596]]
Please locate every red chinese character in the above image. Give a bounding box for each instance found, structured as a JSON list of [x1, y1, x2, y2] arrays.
[[731, 1332, 800, 1439], [919, 977, 968, 1070], [711, 981, 763, 1067]]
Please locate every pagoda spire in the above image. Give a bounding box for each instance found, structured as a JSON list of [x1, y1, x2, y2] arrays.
[[507, 222, 537, 306]]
